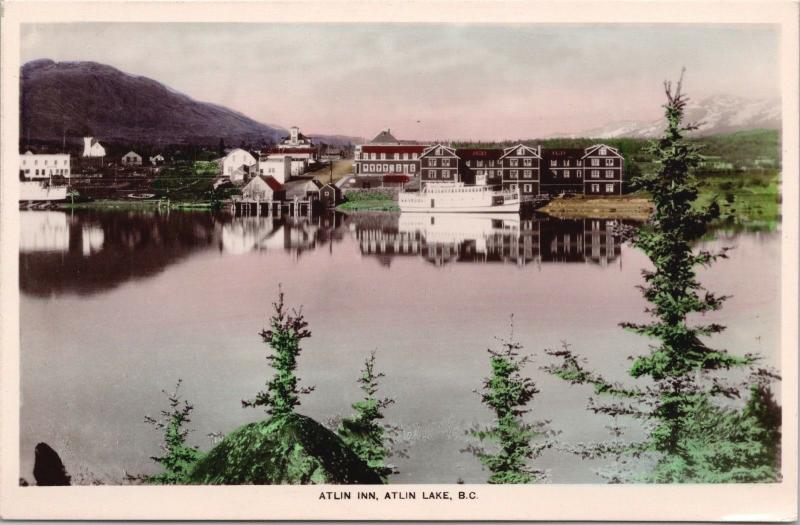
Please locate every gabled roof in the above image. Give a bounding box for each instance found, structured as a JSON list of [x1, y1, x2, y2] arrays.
[[421, 144, 457, 157], [124, 150, 140, 157], [369, 129, 399, 144], [499, 144, 541, 160], [255, 175, 285, 192], [582, 144, 622, 158]]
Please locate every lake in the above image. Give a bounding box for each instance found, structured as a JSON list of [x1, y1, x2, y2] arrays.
[[18, 209, 781, 484]]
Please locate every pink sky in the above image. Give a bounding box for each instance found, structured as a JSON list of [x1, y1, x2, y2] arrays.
[[22, 23, 780, 141]]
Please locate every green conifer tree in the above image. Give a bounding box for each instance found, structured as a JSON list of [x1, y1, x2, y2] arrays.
[[144, 380, 202, 484], [242, 288, 314, 419], [468, 322, 551, 483], [545, 71, 781, 482], [337, 351, 396, 482]]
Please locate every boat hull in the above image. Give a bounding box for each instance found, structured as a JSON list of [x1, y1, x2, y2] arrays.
[[19, 180, 68, 202], [398, 186, 520, 213]]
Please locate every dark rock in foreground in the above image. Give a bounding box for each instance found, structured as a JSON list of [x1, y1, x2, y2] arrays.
[[187, 413, 383, 485], [33, 442, 71, 486]]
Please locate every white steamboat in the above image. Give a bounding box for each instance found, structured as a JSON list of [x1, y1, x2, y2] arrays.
[[398, 183, 520, 213], [19, 180, 68, 202]]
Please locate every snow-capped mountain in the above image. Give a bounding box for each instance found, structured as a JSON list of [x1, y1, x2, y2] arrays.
[[557, 95, 781, 139]]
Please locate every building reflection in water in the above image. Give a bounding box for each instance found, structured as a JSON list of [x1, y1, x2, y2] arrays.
[[353, 213, 629, 267], [20, 209, 630, 298]]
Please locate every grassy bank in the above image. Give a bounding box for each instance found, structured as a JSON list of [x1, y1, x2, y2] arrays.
[[337, 189, 400, 212], [695, 170, 780, 230], [60, 199, 218, 211], [539, 195, 654, 220]]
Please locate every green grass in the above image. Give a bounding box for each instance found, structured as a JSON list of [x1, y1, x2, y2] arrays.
[[695, 170, 780, 231], [151, 161, 220, 201], [337, 200, 400, 212]]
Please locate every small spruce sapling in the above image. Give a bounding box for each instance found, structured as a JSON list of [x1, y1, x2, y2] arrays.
[[242, 288, 315, 420], [337, 351, 397, 482], [467, 319, 553, 484], [144, 379, 201, 484]]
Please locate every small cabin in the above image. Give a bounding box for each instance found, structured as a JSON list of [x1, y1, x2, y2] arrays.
[[121, 151, 143, 166], [242, 175, 286, 202], [319, 183, 343, 208]]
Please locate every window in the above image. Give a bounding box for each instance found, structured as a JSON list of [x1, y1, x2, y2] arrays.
[[591, 159, 600, 166], [591, 183, 600, 192], [510, 169, 518, 177], [564, 159, 570, 166], [395, 164, 401, 172], [605, 159, 614, 166], [577, 160, 582, 166], [476, 160, 483, 167], [413, 153, 418, 160], [523, 170, 532, 178], [524, 159, 532, 167], [381, 153, 386, 160], [403, 153, 408, 160], [518, 147, 525, 155], [442, 170, 450, 178], [605, 170, 614, 178], [591, 170, 600, 178], [523, 183, 533, 193], [510, 159, 518, 167], [442, 159, 450, 167], [605, 183, 615, 193], [600, 147, 607, 155], [564, 170, 570, 178], [371, 153, 376, 160], [384, 164, 389, 172], [410, 164, 416, 173], [430, 159, 437, 167], [577, 170, 582, 176], [437, 147, 443, 155], [394, 153, 400, 160], [550, 159, 557, 166]]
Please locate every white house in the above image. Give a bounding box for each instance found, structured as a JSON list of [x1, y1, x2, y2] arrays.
[[222, 148, 257, 183], [82, 137, 106, 158], [149, 154, 165, 166], [258, 156, 292, 184], [19, 151, 71, 180], [241, 175, 286, 202], [121, 151, 142, 166]]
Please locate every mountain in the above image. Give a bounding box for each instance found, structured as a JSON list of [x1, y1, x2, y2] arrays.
[[557, 95, 781, 139], [20, 59, 287, 147]]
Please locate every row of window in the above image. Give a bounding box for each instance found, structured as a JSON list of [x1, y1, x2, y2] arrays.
[[549, 169, 619, 179], [549, 158, 617, 167], [507, 170, 535, 178], [21, 158, 70, 166], [363, 163, 417, 173], [427, 159, 452, 167], [25, 168, 70, 176], [589, 183, 617, 193], [357, 152, 420, 161], [508, 159, 535, 167], [507, 183, 536, 193], [423, 169, 453, 179]]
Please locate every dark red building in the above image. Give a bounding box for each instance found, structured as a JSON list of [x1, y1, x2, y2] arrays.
[[500, 144, 542, 200], [353, 130, 426, 178], [419, 144, 459, 186], [456, 148, 504, 186]]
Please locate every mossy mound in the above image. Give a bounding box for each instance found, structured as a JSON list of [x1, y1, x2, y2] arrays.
[[187, 413, 383, 484]]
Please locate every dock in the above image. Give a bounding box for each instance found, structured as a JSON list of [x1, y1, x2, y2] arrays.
[[230, 197, 314, 217]]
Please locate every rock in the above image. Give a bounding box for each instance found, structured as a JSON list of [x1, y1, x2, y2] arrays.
[[187, 413, 383, 485], [33, 442, 71, 486]]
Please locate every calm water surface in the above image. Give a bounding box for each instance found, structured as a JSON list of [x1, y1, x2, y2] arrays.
[[19, 209, 780, 483]]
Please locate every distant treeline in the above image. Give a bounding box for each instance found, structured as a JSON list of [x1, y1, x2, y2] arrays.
[[453, 129, 781, 169]]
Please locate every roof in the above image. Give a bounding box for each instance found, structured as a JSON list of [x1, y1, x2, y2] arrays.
[[499, 144, 542, 159], [583, 144, 621, 157], [382, 175, 412, 183], [455, 148, 503, 161], [263, 147, 317, 155], [542, 148, 586, 160], [369, 129, 399, 144], [421, 144, 457, 157], [361, 145, 426, 154], [252, 175, 284, 192], [124, 150, 141, 157]]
